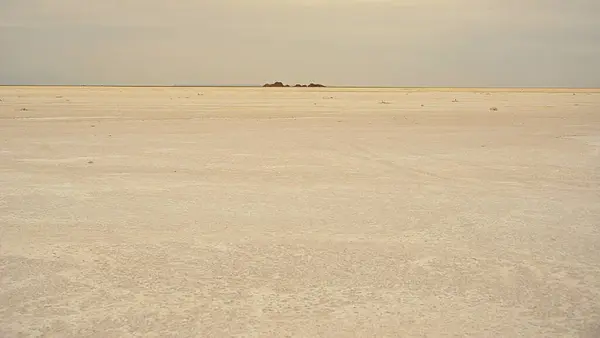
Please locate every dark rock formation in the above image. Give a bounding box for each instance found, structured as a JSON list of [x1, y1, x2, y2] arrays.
[[263, 81, 286, 87], [264, 82, 325, 88]]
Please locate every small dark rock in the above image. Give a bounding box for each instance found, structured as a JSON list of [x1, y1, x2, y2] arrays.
[[265, 82, 326, 88], [263, 81, 286, 87]]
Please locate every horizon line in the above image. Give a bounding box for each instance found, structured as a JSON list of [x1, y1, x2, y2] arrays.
[[1, 84, 599, 90]]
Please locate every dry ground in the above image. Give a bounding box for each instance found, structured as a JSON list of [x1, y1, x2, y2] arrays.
[[1, 87, 599, 337]]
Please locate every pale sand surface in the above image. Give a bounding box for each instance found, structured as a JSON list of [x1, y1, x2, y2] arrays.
[[1, 87, 599, 337]]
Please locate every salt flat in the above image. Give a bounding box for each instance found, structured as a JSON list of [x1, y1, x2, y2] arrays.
[[0, 86, 599, 337]]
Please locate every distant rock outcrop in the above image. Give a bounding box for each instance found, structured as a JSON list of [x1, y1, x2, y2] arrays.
[[263, 81, 288, 87], [264, 82, 325, 88]]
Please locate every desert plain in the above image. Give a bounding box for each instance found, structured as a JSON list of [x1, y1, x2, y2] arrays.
[[0, 86, 599, 337]]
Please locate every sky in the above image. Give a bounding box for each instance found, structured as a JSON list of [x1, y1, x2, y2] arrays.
[[1, 0, 599, 87]]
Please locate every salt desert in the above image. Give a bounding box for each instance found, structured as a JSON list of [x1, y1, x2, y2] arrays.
[[1, 86, 599, 337]]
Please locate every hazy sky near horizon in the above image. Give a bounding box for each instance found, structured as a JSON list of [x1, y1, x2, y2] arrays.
[[1, 0, 599, 87]]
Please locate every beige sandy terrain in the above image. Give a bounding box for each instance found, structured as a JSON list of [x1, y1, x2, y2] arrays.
[[1, 86, 599, 337]]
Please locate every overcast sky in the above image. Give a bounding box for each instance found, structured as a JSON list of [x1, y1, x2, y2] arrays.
[[1, 0, 599, 87]]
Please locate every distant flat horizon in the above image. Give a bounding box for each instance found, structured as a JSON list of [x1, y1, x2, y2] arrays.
[[1, 84, 600, 90], [2, 85, 600, 95]]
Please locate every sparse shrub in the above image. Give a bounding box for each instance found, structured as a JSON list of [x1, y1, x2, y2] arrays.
[[489, 107, 498, 111]]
